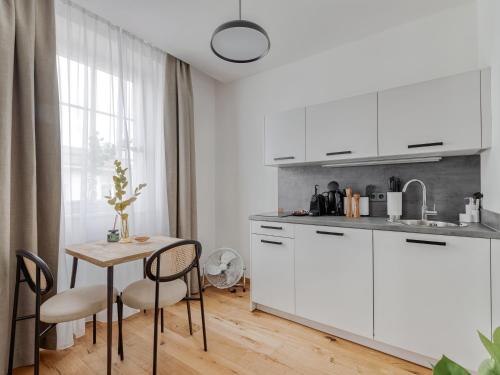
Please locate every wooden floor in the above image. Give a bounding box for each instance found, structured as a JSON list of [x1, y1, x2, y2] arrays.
[[14, 286, 431, 374]]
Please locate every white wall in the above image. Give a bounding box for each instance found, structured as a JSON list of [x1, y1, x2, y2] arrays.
[[192, 67, 217, 262], [478, 0, 500, 213], [214, 3, 479, 268]]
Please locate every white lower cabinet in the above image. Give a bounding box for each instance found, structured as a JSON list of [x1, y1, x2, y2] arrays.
[[250, 220, 493, 370], [251, 233, 295, 314], [373, 231, 491, 370], [295, 225, 373, 338]]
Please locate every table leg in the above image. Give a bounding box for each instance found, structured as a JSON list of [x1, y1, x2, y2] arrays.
[[107, 266, 114, 375], [70, 257, 78, 288], [143, 258, 147, 314]]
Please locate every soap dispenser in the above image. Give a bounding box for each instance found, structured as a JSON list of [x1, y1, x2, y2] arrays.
[[460, 196, 480, 223], [471, 192, 483, 223]]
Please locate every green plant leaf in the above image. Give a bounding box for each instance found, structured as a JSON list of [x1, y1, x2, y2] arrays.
[[433, 356, 471, 375], [121, 197, 137, 209], [107, 160, 145, 215], [493, 328, 500, 345], [478, 359, 500, 375], [480, 331, 500, 364]]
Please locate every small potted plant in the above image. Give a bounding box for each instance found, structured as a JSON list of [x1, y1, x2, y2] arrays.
[[433, 327, 500, 375], [105, 160, 146, 242]]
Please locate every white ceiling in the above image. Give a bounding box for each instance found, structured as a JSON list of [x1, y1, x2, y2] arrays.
[[71, 0, 473, 83]]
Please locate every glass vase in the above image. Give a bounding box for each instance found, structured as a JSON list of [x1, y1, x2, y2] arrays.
[[120, 215, 130, 241]]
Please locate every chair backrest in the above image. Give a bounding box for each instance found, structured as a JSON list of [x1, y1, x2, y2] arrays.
[[16, 249, 54, 295], [145, 240, 202, 283]]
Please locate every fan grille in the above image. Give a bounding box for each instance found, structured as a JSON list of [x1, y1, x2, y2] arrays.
[[205, 248, 244, 288]]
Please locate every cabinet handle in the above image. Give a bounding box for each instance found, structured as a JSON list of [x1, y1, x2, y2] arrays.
[[261, 239, 283, 245], [274, 156, 295, 161], [326, 151, 352, 156], [407, 142, 444, 149], [261, 225, 283, 230], [316, 230, 344, 236], [406, 239, 446, 246]]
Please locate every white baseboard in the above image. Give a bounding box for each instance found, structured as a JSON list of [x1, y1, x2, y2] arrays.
[[253, 303, 436, 370]]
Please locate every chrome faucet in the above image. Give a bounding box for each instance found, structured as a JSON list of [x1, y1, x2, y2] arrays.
[[402, 179, 438, 221]]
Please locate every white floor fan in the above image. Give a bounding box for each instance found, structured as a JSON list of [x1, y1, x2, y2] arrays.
[[202, 248, 246, 292]]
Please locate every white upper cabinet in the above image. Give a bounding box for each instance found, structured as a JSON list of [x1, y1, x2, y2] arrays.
[[373, 231, 490, 370], [306, 93, 378, 162], [264, 107, 305, 165], [481, 68, 492, 149], [378, 71, 482, 157], [264, 69, 489, 167]]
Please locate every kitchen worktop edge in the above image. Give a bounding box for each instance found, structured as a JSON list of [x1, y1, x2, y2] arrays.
[[249, 214, 500, 240]]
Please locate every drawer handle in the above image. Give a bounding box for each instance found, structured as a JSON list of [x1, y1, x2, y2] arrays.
[[316, 230, 344, 236], [261, 225, 283, 230], [274, 156, 295, 161], [407, 142, 444, 149], [406, 239, 446, 246], [261, 239, 283, 245], [326, 151, 352, 156]]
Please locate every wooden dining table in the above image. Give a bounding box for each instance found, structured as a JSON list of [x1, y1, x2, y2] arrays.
[[65, 235, 182, 375]]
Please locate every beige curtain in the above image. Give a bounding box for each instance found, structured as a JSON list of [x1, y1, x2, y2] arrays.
[[164, 54, 199, 291], [0, 0, 61, 371]]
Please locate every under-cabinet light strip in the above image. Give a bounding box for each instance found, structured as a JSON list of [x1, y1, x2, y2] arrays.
[[322, 157, 442, 168]]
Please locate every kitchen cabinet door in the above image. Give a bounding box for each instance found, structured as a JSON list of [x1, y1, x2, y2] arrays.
[[306, 93, 378, 162], [251, 234, 295, 314], [373, 231, 490, 370], [481, 68, 492, 149], [378, 71, 481, 157], [295, 225, 373, 338], [264, 108, 305, 165]]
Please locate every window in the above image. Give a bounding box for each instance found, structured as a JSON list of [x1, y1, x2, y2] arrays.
[[55, 3, 169, 349], [57, 55, 135, 212]]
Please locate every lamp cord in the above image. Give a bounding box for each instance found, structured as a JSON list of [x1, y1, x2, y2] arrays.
[[239, 0, 241, 20]]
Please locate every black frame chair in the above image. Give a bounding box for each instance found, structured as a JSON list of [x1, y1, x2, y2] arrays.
[[144, 240, 207, 375], [7, 249, 124, 375]]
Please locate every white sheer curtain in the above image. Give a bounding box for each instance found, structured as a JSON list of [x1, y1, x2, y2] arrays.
[[55, 0, 169, 349]]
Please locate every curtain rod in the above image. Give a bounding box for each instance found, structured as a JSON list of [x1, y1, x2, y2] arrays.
[[57, 0, 186, 63]]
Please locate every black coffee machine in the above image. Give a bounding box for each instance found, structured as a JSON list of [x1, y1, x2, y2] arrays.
[[309, 185, 326, 216], [325, 181, 344, 216]]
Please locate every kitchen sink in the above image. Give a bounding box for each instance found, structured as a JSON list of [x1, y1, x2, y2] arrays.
[[395, 219, 468, 228]]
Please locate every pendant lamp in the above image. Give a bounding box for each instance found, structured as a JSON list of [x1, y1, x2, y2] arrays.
[[211, 0, 270, 63]]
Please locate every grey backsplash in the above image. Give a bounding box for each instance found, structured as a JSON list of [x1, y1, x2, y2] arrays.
[[278, 155, 480, 222]]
